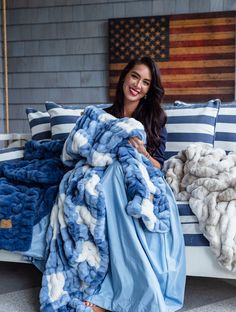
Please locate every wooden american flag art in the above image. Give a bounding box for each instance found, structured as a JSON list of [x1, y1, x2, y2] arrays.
[[108, 11, 236, 103]]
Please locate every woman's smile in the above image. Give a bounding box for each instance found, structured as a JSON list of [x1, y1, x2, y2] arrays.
[[129, 86, 141, 96]]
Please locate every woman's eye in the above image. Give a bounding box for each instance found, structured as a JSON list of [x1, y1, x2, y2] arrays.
[[143, 81, 150, 86], [131, 74, 138, 79]]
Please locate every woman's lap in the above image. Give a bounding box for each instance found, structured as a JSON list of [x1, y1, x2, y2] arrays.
[[87, 161, 185, 312]]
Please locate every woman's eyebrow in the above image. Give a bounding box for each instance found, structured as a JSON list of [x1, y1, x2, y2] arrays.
[[131, 70, 140, 77], [131, 70, 151, 82]]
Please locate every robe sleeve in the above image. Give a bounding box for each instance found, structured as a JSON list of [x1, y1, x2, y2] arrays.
[[152, 127, 167, 168]]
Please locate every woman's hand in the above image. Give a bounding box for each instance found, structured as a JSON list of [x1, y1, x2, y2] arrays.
[[129, 136, 161, 169], [128, 137, 148, 157]]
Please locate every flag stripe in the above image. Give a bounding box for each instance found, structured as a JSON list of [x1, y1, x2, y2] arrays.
[[110, 87, 234, 96], [162, 81, 234, 88], [110, 72, 235, 82], [111, 80, 234, 88], [109, 94, 234, 103], [160, 67, 234, 74], [171, 17, 235, 28], [111, 68, 235, 78], [171, 38, 235, 48], [169, 45, 234, 55], [164, 87, 233, 95], [111, 79, 234, 92], [110, 58, 235, 70], [170, 23, 235, 34], [110, 74, 235, 87], [166, 53, 235, 61], [157, 73, 234, 81], [163, 94, 234, 102], [170, 14, 235, 25], [170, 31, 234, 41]]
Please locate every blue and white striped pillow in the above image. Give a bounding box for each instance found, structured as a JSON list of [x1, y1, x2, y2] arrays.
[[164, 99, 220, 159], [26, 108, 51, 140], [45, 102, 84, 141], [0, 146, 24, 163], [214, 102, 236, 152]]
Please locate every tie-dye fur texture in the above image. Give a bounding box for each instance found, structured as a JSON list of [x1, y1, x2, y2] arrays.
[[40, 106, 170, 311]]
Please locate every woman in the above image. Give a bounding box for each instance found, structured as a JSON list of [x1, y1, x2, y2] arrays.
[[106, 56, 167, 169], [84, 57, 186, 311]]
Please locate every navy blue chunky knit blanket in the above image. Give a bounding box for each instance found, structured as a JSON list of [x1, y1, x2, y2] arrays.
[[0, 140, 67, 251]]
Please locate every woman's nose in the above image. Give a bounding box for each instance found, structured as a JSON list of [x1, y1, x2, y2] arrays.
[[135, 79, 142, 88]]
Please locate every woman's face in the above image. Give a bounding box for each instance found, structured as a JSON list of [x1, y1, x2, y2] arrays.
[[123, 63, 152, 105]]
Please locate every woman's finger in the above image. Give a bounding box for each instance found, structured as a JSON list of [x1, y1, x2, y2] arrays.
[[133, 137, 144, 146], [130, 142, 138, 149]]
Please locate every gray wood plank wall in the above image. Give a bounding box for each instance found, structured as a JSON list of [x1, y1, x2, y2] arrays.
[[0, 11, 5, 134], [2, 0, 236, 133]]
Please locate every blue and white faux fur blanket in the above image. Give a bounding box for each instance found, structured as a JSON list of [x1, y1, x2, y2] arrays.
[[40, 106, 170, 311]]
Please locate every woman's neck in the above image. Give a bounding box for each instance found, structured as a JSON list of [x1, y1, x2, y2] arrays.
[[123, 100, 139, 117]]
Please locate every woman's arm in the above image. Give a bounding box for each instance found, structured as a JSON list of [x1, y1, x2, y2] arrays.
[[129, 127, 167, 169], [144, 152, 161, 169], [152, 127, 167, 168]]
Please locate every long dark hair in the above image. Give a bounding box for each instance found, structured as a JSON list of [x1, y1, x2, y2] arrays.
[[106, 56, 167, 155]]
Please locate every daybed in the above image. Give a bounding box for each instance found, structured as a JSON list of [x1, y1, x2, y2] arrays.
[[0, 99, 236, 280]]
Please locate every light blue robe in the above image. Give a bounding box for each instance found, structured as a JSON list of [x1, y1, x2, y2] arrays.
[[86, 161, 186, 312]]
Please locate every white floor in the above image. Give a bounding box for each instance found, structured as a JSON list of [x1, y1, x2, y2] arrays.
[[0, 262, 235, 311]]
